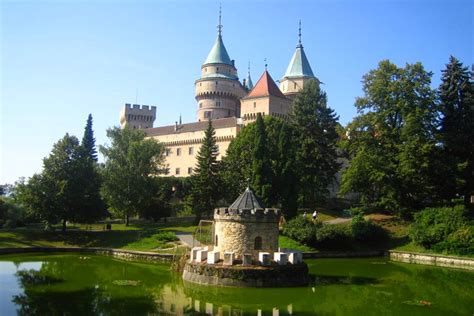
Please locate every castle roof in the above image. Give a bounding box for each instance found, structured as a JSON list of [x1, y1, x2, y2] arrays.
[[204, 34, 232, 66], [244, 71, 254, 90], [282, 44, 314, 79], [229, 187, 265, 210], [145, 117, 238, 137], [245, 70, 287, 99]]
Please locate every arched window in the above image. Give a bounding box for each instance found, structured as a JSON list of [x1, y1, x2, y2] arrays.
[[254, 236, 262, 250], [215, 235, 218, 247]]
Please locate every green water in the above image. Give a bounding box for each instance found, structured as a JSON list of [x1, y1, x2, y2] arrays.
[[0, 253, 473, 315]]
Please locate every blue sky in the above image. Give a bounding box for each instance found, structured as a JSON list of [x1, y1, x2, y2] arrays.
[[1, 0, 472, 184]]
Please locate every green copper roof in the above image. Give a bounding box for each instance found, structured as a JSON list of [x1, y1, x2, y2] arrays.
[[283, 44, 315, 78], [244, 72, 253, 90], [204, 35, 232, 65]]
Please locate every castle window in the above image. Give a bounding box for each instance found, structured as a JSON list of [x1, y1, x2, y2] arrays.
[[204, 111, 211, 119], [188, 167, 193, 174], [204, 68, 207, 72], [199, 103, 202, 108], [188, 147, 193, 155], [216, 101, 221, 107], [215, 81, 218, 85], [176, 148, 181, 156], [215, 235, 218, 247], [254, 102, 256, 108], [216, 67, 219, 71], [175, 168, 180, 175], [254, 236, 262, 250], [165, 149, 170, 156], [294, 82, 297, 89]]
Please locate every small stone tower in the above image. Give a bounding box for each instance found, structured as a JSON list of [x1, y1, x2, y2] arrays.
[[213, 188, 280, 259], [119, 103, 156, 129], [194, 9, 246, 121], [279, 21, 319, 99]]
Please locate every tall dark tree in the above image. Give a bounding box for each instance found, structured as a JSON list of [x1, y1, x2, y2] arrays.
[[340, 60, 437, 214], [76, 114, 105, 223], [100, 127, 166, 225], [81, 114, 98, 162], [290, 79, 340, 208], [438, 56, 474, 207], [251, 113, 273, 206], [189, 120, 221, 220]]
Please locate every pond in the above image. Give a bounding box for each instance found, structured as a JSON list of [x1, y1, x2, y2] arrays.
[[0, 253, 473, 315]]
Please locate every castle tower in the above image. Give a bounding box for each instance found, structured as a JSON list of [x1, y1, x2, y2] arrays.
[[279, 21, 318, 98], [240, 69, 292, 124], [243, 62, 254, 91], [195, 8, 246, 121], [213, 187, 280, 259], [119, 103, 156, 129]]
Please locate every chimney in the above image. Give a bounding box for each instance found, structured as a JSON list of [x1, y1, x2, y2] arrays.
[[174, 121, 178, 132]]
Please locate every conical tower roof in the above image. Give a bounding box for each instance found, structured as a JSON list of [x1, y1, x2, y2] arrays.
[[228, 187, 265, 210], [204, 34, 232, 65], [244, 70, 253, 90], [246, 70, 286, 99], [282, 21, 315, 79]]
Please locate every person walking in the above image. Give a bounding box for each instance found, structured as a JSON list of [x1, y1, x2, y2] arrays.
[[312, 210, 318, 221]]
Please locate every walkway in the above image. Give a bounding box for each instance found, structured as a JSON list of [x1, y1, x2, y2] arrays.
[[323, 217, 352, 225], [175, 232, 200, 248]]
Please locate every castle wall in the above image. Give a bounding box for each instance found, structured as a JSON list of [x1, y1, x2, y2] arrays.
[[213, 209, 280, 259], [241, 95, 292, 124], [120, 103, 156, 129], [148, 123, 239, 177]]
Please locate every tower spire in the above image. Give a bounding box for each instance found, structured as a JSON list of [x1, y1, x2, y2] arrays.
[[217, 4, 223, 36], [248, 60, 251, 76], [298, 20, 303, 48]]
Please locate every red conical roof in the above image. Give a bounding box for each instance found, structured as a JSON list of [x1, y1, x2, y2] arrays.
[[246, 70, 287, 99]]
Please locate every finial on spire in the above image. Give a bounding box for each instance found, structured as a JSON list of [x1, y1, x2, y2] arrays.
[[217, 4, 223, 36], [264, 58, 267, 70], [248, 60, 251, 75], [179, 113, 182, 125], [298, 20, 302, 45]]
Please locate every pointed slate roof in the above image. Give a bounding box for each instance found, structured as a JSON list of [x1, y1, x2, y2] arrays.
[[228, 187, 265, 210], [204, 35, 232, 65], [283, 43, 315, 78], [244, 72, 254, 90], [246, 70, 286, 99]]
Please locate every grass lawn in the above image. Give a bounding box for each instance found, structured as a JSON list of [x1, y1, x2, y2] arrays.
[[0, 222, 196, 252]]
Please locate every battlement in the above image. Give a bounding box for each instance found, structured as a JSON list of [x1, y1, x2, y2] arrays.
[[120, 103, 157, 129], [214, 207, 280, 222], [124, 103, 157, 112]]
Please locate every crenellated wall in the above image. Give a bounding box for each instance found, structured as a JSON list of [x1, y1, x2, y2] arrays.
[[213, 208, 280, 259], [120, 103, 157, 129]]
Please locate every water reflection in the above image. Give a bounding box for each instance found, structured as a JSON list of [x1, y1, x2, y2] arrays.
[[1, 254, 473, 315]]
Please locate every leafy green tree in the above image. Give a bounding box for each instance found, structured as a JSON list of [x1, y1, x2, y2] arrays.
[[100, 127, 166, 225], [290, 79, 340, 208], [438, 56, 474, 207], [251, 114, 273, 206], [189, 120, 220, 220], [341, 60, 437, 214]]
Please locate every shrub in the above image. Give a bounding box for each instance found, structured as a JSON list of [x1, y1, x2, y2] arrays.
[[433, 226, 474, 255], [351, 214, 387, 242], [410, 205, 467, 248], [314, 224, 352, 248], [0, 197, 26, 228], [283, 216, 319, 245]]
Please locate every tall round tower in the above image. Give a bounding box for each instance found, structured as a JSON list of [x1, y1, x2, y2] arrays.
[[195, 10, 246, 121]]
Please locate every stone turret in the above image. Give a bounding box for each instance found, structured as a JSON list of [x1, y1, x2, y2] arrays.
[[119, 103, 156, 129], [194, 9, 246, 121], [279, 21, 319, 99], [213, 188, 280, 259]]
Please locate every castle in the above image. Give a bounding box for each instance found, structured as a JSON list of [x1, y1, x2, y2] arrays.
[[119, 13, 317, 177]]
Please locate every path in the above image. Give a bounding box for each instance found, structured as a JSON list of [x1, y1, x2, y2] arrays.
[[175, 232, 200, 248], [323, 217, 352, 225]]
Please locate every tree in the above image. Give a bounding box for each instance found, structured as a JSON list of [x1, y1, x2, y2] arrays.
[[438, 56, 474, 207], [100, 127, 166, 225], [251, 113, 273, 206], [290, 79, 340, 208], [189, 120, 221, 220], [340, 60, 437, 214], [81, 114, 98, 162], [76, 114, 105, 223]]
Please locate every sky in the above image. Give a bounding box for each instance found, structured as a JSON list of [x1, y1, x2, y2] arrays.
[[1, 0, 472, 184]]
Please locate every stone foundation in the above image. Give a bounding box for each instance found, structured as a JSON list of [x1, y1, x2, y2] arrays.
[[182, 261, 309, 287]]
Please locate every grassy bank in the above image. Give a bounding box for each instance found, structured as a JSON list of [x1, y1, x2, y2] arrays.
[[0, 222, 196, 252]]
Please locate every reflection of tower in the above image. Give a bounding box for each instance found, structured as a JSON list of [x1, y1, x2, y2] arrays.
[[194, 8, 246, 121], [119, 103, 156, 129], [279, 21, 318, 98]]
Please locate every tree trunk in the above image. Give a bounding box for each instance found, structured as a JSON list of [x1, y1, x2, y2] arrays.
[[62, 219, 67, 233], [125, 214, 129, 226]]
